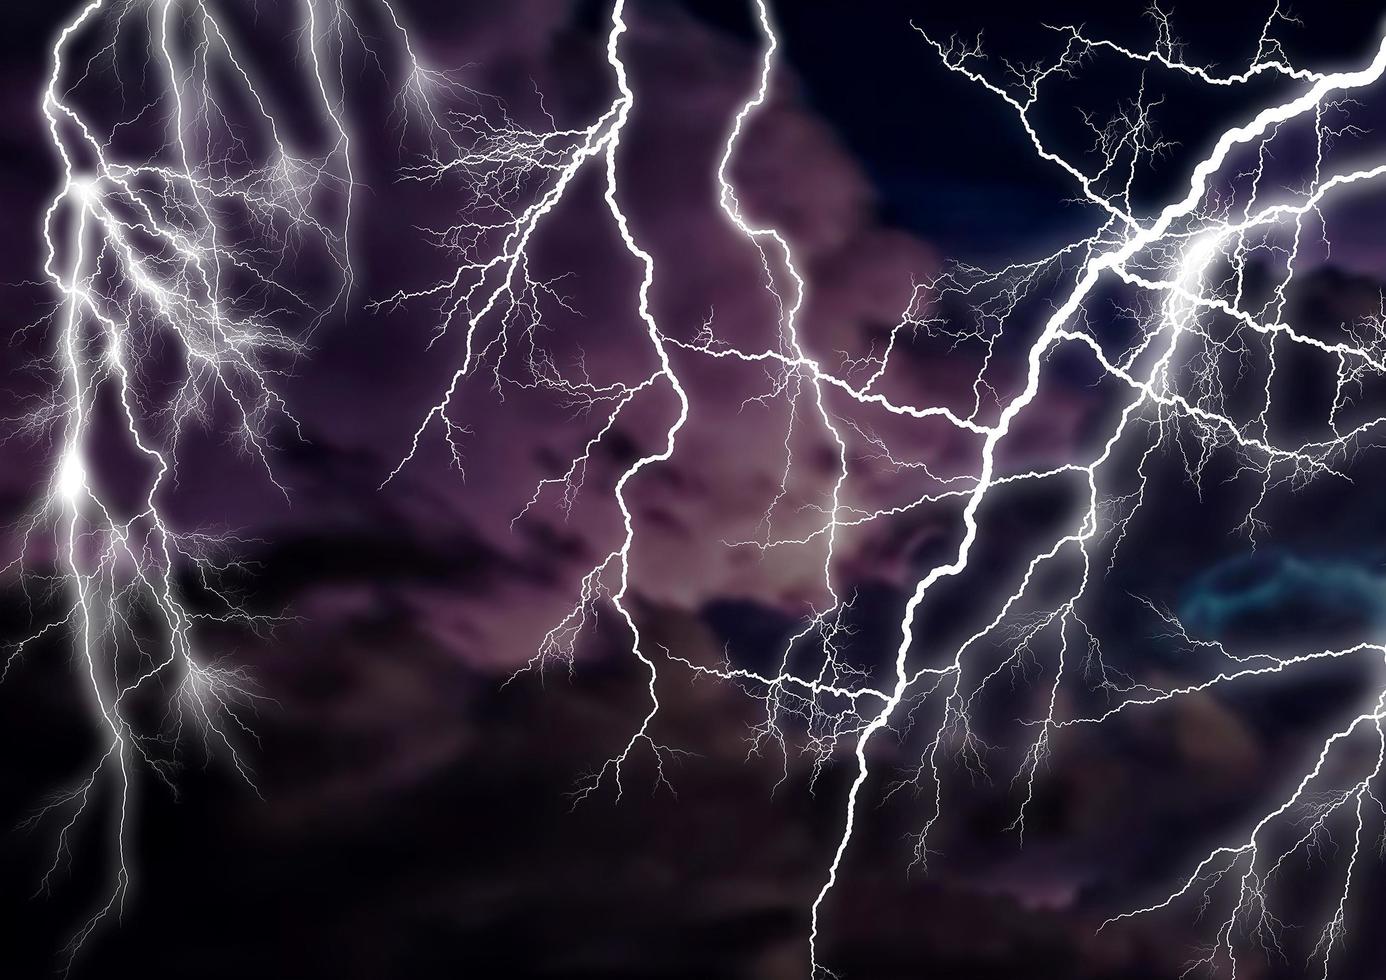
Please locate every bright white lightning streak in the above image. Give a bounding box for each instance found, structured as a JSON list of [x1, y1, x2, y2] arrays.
[[12, 0, 369, 964], [394, 3, 1386, 976], [377, 0, 697, 800], [795, 11, 1386, 978], [379, 1, 1386, 975]]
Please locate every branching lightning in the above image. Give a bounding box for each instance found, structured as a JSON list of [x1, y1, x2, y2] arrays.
[[377, 2, 1386, 975], [19, 0, 1386, 976], [9, 0, 369, 964]]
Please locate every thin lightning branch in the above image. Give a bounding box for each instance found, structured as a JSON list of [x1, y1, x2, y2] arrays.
[[374, 0, 1386, 974], [797, 11, 1386, 977], [12, 0, 369, 965], [375, 0, 696, 800], [385, 3, 1386, 976]]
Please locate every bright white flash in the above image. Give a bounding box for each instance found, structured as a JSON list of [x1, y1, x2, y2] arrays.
[[55, 451, 86, 505]]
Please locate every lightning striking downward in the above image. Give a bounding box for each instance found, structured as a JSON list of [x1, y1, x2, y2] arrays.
[[377, 2, 1386, 975], [9, 0, 372, 965], [18, 0, 1386, 976]]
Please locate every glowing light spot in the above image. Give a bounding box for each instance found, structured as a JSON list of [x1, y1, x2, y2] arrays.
[[68, 175, 94, 202], [55, 450, 86, 504]]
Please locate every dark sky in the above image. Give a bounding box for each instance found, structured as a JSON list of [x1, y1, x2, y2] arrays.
[[765, 0, 1386, 257]]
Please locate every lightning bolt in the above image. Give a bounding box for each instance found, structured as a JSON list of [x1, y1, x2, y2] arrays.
[[375, 0, 699, 801], [802, 8, 1386, 976], [384, 3, 1386, 976], [10, 0, 368, 965]]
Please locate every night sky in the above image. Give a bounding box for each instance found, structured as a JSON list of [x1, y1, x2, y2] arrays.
[[5, 1, 1386, 978]]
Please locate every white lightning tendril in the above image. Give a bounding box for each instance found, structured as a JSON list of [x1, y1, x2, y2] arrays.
[[374, 0, 699, 802], [377, 2, 1386, 975], [10, 0, 371, 966]]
